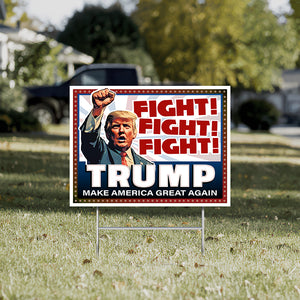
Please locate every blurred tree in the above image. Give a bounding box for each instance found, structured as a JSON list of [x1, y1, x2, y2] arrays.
[[1, 2, 67, 87], [289, 0, 300, 67], [1, 0, 28, 26], [57, 3, 158, 81], [290, 0, 300, 19], [0, 76, 25, 111], [133, 0, 299, 90], [11, 40, 66, 86], [3, 0, 18, 20]]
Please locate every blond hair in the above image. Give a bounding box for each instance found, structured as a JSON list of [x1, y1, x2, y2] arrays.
[[105, 110, 138, 135]]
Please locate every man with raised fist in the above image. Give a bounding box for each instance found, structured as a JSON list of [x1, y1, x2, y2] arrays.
[[80, 88, 152, 166]]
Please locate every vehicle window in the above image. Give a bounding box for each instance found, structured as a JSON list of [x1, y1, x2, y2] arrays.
[[81, 70, 106, 85], [69, 69, 107, 85]]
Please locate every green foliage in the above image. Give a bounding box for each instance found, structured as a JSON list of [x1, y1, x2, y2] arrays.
[[58, 4, 158, 81], [133, 0, 299, 90], [133, 0, 202, 83], [0, 77, 25, 110], [289, 0, 300, 67], [0, 78, 42, 133], [238, 98, 280, 131], [11, 41, 66, 87], [3, 0, 18, 20], [0, 78, 42, 132], [58, 4, 140, 60], [2, 0, 19, 22], [0, 108, 42, 132], [290, 0, 300, 18], [1, 0, 28, 26]]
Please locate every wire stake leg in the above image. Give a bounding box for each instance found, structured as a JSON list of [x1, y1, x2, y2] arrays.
[[201, 207, 205, 255], [96, 207, 99, 257]]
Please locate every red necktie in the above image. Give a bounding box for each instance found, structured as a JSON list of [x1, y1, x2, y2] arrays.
[[121, 152, 127, 166]]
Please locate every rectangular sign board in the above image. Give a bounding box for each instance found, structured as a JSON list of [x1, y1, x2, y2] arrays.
[[70, 86, 230, 207]]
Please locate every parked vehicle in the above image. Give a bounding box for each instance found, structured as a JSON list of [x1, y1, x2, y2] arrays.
[[25, 64, 141, 124]]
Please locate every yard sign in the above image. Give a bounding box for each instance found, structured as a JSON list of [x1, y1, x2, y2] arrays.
[[70, 86, 230, 207]]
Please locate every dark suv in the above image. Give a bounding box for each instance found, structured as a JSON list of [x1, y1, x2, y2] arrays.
[[25, 64, 141, 124]]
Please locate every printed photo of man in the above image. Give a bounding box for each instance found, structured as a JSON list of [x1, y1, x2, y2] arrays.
[[80, 88, 153, 166]]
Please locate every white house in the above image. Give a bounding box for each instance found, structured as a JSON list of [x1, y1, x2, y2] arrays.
[[0, 0, 93, 78], [0, 23, 94, 80]]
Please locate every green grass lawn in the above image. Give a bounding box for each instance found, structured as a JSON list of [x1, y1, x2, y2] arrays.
[[0, 125, 299, 299]]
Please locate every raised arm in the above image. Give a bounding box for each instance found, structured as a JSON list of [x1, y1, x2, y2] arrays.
[[80, 89, 115, 163]]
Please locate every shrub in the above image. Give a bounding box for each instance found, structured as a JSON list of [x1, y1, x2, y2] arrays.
[[0, 78, 26, 112], [238, 98, 280, 131], [0, 109, 42, 133], [0, 79, 42, 132]]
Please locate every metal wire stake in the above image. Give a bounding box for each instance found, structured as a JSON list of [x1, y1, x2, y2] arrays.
[[96, 207, 99, 257], [96, 207, 205, 257], [201, 207, 205, 255]]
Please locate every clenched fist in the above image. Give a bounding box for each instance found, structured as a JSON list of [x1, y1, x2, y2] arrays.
[[91, 88, 115, 117]]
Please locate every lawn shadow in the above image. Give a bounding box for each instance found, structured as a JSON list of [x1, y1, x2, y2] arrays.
[[232, 142, 300, 158], [0, 150, 68, 177], [231, 161, 300, 191], [0, 131, 69, 142]]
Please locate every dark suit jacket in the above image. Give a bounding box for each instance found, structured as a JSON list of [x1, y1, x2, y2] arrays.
[[80, 114, 153, 165]]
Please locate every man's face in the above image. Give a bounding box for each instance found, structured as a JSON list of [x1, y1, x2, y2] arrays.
[[107, 118, 137, 151]]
